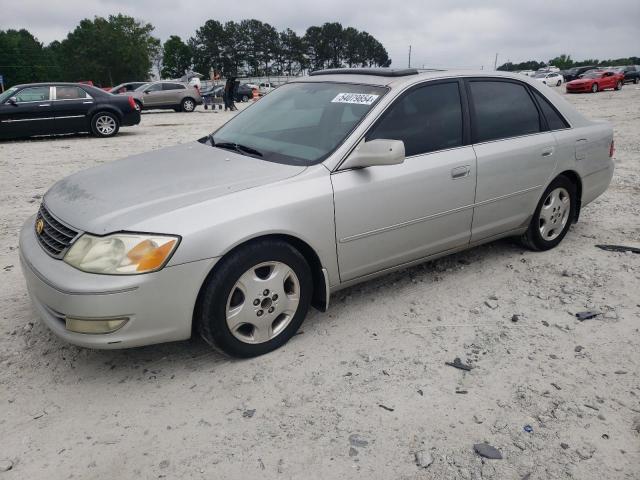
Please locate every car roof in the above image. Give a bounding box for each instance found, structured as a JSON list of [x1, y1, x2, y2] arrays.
[[294, 68, 544, 88], [12, 82, 95, 89]]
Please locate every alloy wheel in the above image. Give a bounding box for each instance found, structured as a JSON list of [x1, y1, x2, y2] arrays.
[[538, 187, 570, 241], [225, 261, 300, 344], [183, 99, 195, 111], [95, 115, 116, 135]]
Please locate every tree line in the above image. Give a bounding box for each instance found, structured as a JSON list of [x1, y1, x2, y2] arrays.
[[0, 15, 389, 87], [498, 54, 640, 72]]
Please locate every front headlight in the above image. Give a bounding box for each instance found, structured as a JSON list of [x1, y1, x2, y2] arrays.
[[64, 233, 179, 274]]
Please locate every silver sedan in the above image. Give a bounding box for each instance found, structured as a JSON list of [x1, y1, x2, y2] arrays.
[[19, 68, 614, 357]]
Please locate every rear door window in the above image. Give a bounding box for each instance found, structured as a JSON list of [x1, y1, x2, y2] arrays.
[[163, 83, 186, 90], [469, 80, 541, 143], [55, 86, 90, 100], [367, 81, 463, 156]]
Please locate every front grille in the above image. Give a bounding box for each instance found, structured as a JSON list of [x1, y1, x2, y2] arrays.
[[35, 204, 79, 258]]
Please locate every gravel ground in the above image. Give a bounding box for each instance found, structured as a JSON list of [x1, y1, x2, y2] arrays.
[[1, 87, 639, 480]]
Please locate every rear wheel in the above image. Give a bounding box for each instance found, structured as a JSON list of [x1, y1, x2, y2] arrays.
[[134, 100, 142, 112], [181, 98, 196, 112], [556, 80, 561, 87], [91, 112, 119, 137], [196, 239, 312, 357], [242, 95, 249, 102], [520, 175, 576, 251], [591, 83, 598, 93], [634, 77, 639, 84]]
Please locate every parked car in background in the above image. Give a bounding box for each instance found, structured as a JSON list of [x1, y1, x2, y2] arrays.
[[566, 70, 624, 93], [258, 82, 276, 95], [19, 68, 614, 357], [109, 82, 148, 95], [518, 70, 536, 77], [236, 83, 255, 102], [0, 82, 140, 140], [563, 66, 596, 82], [618, 65, 640, 84], [533, 71, 563, 86], [127, 81, 202, 112]]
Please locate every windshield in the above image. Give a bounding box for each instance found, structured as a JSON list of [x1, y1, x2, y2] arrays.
[[0, 87, 18, 103], [210, 82, 388, 165], [582, 72, 601, 79], [533, 73, 546, 78]]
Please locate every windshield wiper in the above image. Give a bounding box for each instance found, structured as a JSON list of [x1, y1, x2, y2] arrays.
[[213, 140, 263, 158]]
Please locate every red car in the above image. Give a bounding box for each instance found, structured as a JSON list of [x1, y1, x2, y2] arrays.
[[566, 70, 624, 93]]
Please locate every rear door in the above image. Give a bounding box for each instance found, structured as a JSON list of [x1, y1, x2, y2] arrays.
[[467, 79, 557, 242], [162, 82, 186, 106], [52, 85, 94, 133], [332, 80, 477, 281], [0, 86, 54, 138]]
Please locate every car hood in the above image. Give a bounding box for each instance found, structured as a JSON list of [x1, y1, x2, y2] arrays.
[[44, 141, 306, 234], [568, 78, 593, 84]]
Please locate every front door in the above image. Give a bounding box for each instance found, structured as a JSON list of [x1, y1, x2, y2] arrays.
[[0, 86, 54, 138], [466, 79, 558, 242], [142, 83, 164, 107], [332, 80, 477, 282], [52, 85, 94, 133]]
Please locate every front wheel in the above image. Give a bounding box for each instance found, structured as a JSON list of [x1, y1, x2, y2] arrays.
[[91, 112, 120, 137], [520, 175, 576, 251], [615, 81, 622, 91], [556, 80, 561, 87], [242, 95, 249, 102], [591, 83, 598, 93], [196, 239, 312, 357], [181, 98, 196, 112], [134, 100, 142, 112], [634, 77, 639, 84]]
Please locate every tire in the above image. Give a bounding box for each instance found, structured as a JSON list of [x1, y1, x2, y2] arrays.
[[591, 83, 598, 93], [520, 175, 576, 251], [181, 98, 196, 112], [196, 239, 312, 358], [556, 80, 561, 87], [90, 112, 119, 138], [242, 95, 249, 102], [634, 77, 639, 84], [134, 100, 142, 112], [615, 81, 622, 91]]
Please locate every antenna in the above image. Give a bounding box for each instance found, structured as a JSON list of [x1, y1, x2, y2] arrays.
[[408, 45, 412, 68]]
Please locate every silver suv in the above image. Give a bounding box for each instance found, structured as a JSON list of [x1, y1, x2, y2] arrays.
[[128, 81, 202, 112], [20, 68, 614, 357]]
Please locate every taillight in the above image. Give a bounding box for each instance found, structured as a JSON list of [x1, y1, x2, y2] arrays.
[[127, 95, 136, 111], [609, 139, 615, 158]]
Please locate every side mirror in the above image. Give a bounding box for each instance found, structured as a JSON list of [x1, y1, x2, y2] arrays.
[[8, 97, 17, 105], [341, 139, 405, 170]]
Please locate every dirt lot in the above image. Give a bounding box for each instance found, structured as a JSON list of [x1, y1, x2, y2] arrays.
[[1, 87, 639, 480]]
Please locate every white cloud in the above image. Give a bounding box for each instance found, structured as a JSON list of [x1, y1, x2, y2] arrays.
[[1, 0, 638, 68]]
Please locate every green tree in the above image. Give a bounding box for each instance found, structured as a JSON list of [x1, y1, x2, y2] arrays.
[[161, 35, 191, 78], [189, 19, 225, 76], [0, 29, 59, 86], [56, 14, 159, 86]]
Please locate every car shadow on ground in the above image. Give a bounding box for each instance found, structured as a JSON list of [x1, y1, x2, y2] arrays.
[[0, 131, 140, 144]]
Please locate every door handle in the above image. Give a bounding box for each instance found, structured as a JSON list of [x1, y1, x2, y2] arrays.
[[38, 104, 51, 107], [541, 146, 555, 157], [451, 165, 470, 179]]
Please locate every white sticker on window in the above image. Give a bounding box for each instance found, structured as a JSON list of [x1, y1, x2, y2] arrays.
[[331, 93, 379, 105]]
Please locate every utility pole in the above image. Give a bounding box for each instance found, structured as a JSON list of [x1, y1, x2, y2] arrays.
[[493, 52, 499, 70], [408, 45, 412, 68]]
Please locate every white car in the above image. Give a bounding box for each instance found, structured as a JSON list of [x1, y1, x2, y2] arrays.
[[258, 82, 276, 95], [533, 72, 564, 87]]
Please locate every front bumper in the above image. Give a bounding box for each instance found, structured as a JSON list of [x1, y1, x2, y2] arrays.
[[566, 84, 591, 92], [19, 215, 217, 349]]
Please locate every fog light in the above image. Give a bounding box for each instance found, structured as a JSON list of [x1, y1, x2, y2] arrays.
[[65, 316, 129, 334]]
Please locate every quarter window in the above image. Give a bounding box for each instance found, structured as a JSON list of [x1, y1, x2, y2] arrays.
[[367, 82, 463, 156], [14, 87, 50, 103], [469, 81, 541, 143], [531, 89, 569, 130]]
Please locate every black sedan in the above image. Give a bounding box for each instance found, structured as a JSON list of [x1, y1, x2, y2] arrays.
[[0, 83, 141, 140]]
